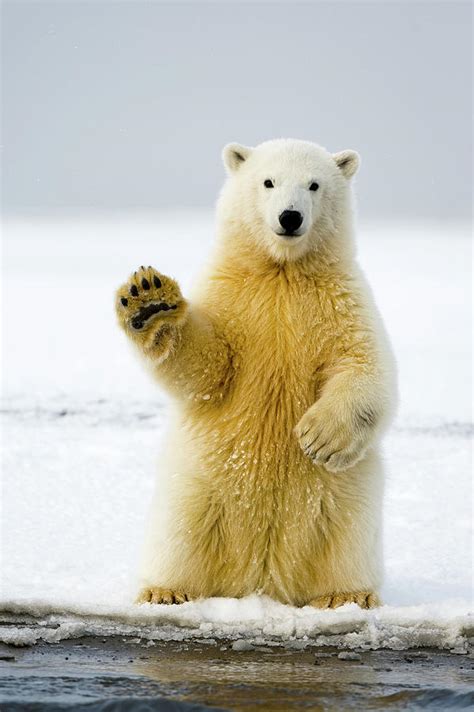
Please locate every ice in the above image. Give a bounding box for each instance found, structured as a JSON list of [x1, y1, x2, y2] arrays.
[[1, 215, 472, 649]]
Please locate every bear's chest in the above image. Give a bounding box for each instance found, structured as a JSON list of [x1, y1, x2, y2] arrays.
[[208, 287, 334, 429], [222, 278, 338, 380]]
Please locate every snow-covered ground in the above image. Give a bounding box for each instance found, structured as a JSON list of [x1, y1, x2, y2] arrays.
[[1, 215, 472, 650]]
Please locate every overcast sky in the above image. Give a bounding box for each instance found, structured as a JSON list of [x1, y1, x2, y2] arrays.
[[2, 1, 472, 219]]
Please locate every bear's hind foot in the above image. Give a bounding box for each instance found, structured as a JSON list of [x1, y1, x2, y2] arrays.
[[309, 591, 380, 609], [135, 586, 191, 605]]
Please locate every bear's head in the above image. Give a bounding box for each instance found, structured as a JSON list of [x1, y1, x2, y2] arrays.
[[218, 139, 359, 263]]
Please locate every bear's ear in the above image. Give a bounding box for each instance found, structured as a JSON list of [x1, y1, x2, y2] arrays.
[[333, 150, 360, 179], [222, 143, 253, 173]]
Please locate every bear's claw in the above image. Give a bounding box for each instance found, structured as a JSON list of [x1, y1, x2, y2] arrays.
[[309, 591, 380, 609], [295, 400, 371, 473], [135, 586, 191, 605]]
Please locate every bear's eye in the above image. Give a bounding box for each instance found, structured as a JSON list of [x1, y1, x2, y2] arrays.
[[263, 179, 274, 188], [309, 182, 319, 192]]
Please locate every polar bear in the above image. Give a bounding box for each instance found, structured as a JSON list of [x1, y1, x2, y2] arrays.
[[115, 139, 396, 609]]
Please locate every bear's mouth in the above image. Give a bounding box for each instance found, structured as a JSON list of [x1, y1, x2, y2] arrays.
[[275, 229, 305, 239]]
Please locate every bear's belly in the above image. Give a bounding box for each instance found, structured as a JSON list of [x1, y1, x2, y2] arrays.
[[172, 373, 367, 602], [175, 428, 368, 603], [161, 347, 381, 603], [160, 371, 382, 605]]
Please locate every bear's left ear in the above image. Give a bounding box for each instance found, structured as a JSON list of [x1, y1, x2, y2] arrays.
[[333, 150, 360, 179], [222, 143, 253, 173]]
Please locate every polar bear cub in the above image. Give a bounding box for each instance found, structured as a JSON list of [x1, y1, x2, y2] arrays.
[[115, 139, 396, 609]]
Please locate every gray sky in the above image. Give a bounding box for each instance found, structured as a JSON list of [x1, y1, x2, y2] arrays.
[[2, 1, 472, 219]]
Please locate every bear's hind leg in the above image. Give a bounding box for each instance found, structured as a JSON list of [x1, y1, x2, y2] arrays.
[[136, 586, 191, 605], [309, 591, 380, 609]]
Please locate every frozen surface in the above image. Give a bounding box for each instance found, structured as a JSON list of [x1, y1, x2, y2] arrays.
[[1, 215, 472, 649]]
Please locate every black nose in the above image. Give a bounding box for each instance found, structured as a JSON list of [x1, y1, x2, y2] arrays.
[[279, 210, 303, 235]]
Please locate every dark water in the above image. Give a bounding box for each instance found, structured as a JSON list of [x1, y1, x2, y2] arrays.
[[2, 698, 218, 711], [4, 692, 474, 712], [0, 637, 473, 711]]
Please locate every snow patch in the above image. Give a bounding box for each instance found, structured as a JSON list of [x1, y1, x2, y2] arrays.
[[1, 217, 472, 650]]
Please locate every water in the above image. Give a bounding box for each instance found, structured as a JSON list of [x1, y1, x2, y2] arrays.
[[1, 637, 472, 711]]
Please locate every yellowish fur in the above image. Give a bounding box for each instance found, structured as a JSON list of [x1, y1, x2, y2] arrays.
[[115, 139, 396, 609]]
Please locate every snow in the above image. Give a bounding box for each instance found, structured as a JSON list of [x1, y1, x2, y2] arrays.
[[1, 215, 472, 650]]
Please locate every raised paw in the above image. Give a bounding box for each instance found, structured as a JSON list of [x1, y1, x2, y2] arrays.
[[309, 591, 380, 609], [295, 401, 372, 473], [135, 586, 191, 605], [116, 266, 187, 337]]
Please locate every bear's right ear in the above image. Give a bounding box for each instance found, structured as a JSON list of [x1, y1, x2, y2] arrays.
[[332, 150, 360, 179], [222, 143, 253, 173]]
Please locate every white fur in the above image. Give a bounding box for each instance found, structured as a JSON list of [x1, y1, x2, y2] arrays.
[[135, 139, 397, 606], [220, 138, 359, 263]]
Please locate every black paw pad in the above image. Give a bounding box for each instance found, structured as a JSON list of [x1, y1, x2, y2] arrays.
[[130, 301, 177, 329], [142, 278, 150, 290], [121, 297, 128, 306], [130, 285, 139, 297], [153, 275, 162, 289]]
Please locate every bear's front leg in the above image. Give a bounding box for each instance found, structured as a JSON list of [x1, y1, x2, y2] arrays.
[[116, 266, 188, 359], [116, 266, 233, 401], [295, 372, 384, 473]]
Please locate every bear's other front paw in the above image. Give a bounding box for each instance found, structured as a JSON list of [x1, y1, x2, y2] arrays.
[[135, 586, 191, 605], [295, 402, 371, 473], [116, 266, 187, 341]]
